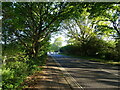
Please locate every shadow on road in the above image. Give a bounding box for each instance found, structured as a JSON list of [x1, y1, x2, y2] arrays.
[[50, 54, 120, 89], [23, 57, 72, 90]]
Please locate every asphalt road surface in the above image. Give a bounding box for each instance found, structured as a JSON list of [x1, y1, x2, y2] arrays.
[[50, 54, 120, 90]]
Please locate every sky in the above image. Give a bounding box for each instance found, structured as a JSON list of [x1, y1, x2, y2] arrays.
[[0, 16, 3, 20]]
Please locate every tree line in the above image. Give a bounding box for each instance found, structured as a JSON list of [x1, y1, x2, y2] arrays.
[[2, 2, 120, 89], [60, 3, 120, 61]]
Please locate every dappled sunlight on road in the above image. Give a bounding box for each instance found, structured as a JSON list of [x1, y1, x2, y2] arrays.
[[23, 57, 72, 90], [50, 54, 119, 89]]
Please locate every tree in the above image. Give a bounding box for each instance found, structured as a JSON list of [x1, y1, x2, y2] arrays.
[[61, 7, 95, 45], [2, 2, 79, 61], [60, 4, 119, 58], [3, 2, 119, 62], [54, 37, 63, 47], [88, 3, 120, 38], [49, 37, 63, 51]]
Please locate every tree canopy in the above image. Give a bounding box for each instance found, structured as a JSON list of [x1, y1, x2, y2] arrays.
[[2, 2, 78, 59], [2, 2, 120, 89]]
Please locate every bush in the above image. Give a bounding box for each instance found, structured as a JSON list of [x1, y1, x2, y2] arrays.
[[60, 45, 80, 55], [2, 52, 47, 89], [60, 37, 120, 62], [2, 61, 29, 89]]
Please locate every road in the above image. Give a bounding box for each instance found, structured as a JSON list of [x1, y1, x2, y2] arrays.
[[50, 54, 120, 89]]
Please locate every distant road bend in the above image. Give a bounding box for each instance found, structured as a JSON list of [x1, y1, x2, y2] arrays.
[[49, 54, 119, 90]]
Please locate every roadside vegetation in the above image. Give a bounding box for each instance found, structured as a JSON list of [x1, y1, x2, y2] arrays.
[[2, 2, 120, 89], [60, 38, 120, 64], [49, 37, 64, 52], [59, 3, 120, 64]]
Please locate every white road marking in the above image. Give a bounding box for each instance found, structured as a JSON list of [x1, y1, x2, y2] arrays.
[[51, 55, 84, 90]]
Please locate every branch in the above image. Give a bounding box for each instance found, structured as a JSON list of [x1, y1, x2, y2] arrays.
[[38, 2, 69, 35], [13, 31, 29, 49], [111, 21, 120, 36], [95, 19, 120, 36]]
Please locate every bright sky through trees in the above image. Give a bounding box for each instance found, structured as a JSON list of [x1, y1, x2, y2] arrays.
[[50, 34, 67, 46], [2, 2, 120, 89]]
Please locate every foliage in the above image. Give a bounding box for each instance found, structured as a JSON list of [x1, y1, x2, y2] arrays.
[[49, 37, 64, 51], [2, 2, 78, 89], [54, 37, 63, 47], [115, 40, 120, 61], [89, 3, 120, 38], [60, 45, 80, 55], [2, 2, 79, 60], [2, 61, 29, 89], [2, 53, 44, 89], [2, 2, 120, 89], [2, 42, 23, 57], [59, 3, 120, 62], [60, 37, 119, 61], [49, 44, 59, 52]]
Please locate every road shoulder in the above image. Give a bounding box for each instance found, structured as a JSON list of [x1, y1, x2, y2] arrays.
[[22, 56, 72, 90]]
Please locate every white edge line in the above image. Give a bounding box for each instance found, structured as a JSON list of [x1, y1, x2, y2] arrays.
[[50, 55, 84, 90]]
